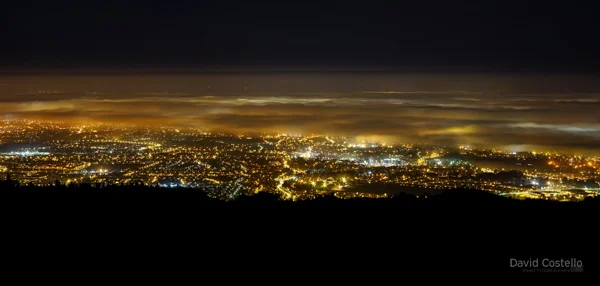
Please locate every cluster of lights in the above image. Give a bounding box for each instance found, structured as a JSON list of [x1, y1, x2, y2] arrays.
[[0, 119, 598, 202]]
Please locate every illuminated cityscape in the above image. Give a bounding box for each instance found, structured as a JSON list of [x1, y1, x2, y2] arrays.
[[1, 119, 598, 202], [4, 1, 600, 273]]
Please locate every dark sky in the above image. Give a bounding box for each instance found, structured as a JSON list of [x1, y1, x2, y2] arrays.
[[2, 0, 600, 71], [3, 1, 600, 154]]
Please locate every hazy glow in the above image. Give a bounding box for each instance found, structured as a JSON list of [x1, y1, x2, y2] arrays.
[[2, 72, 600, 154]]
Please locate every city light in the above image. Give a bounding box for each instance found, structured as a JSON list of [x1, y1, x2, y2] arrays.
[[0, 119, 597, 202]]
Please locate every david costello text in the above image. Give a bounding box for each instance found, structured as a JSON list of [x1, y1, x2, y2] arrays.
[[510, 258, 583, 272]]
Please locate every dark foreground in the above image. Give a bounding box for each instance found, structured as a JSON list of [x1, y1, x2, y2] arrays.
[[2, 180, 598, 274]]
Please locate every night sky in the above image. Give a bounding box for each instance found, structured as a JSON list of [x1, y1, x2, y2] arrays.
[[2, 0, 599, 70], [2, 1, 600, 154]]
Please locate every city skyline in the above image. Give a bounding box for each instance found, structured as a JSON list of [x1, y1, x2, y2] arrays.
[[3, 0, 599, 274], [2, 0, 600, 200], [0, 119, 598, 202]]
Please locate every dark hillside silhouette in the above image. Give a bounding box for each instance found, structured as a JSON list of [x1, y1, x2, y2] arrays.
[[1, 175, 598, 209]]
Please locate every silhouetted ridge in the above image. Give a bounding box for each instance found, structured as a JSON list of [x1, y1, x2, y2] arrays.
[[1, 176, 598, 208]]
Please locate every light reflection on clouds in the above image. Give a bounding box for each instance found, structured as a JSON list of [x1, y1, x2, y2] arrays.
[[1, 72, 600, 154]]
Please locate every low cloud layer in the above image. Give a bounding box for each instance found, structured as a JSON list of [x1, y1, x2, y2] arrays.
[[2, 73, 600, 154]]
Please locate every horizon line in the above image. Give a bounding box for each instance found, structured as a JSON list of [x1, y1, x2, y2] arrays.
[[1, 65, 599, 75]]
